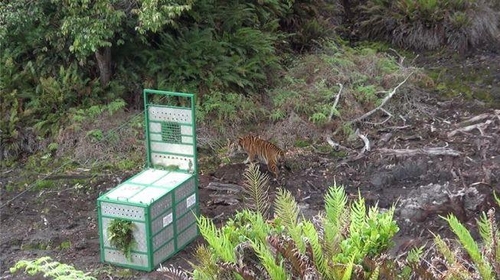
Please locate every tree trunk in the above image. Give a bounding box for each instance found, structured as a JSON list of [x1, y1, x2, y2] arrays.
[[95, 46, 112, 87]]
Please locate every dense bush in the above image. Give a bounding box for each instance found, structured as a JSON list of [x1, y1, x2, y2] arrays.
[[1, 0, 335, 163], [355, 0, 500, 52]]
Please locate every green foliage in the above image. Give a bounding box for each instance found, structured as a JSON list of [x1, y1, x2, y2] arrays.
[[269, 41, 413, 141], [441, 214, 494, 279], [188, 175, 400, 279], [10, 256, 96, 280], [357, 0, 500, 52], [34, 180, 55, 190], [242, 163, 272, 218], [196, 92, 264, 130], [107, 219, 136, 261]]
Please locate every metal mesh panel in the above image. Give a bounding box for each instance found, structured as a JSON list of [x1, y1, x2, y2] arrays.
[[101, 218, 148, 252], [176, 211, 197, 234], [153, 241, 176, 267], [150, 195, 172, 221], [100, 202, 145, 220], [161, 122, 181, 143], [152, 224, 174, 251], [176, 193, 197, 218], [175, 178, 196, 201], [151, 211, 173, 235], [177, 224, 198, 250], [104, 249, 149, 267]]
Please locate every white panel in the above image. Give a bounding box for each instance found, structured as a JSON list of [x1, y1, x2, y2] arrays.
[[180, 125, 193, 135], [182, 136, 193, 144], [151, 153, 195, 170], [148, 107, 192, 123], [149, 122, 161, 133], [105, 184, 144, 201], [153, 172, 191, 187], [128, 169, 170, 185], [131, 187, 170, 204], [149, 133, 162, 141], [150, 142, 193, 155]]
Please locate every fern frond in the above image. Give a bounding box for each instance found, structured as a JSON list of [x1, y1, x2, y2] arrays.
[[242, 163, 271, 218], [324, 185, 348, 227], [480, 208, 500, 277], [341, 255, 356, 280], [274, 188, 304, 251], [349, 192, 366, 236], [368, 266, 380, 280], [267, 235, 320, 278], [157, 264, 192, 280], [252, 240, 286, 280], [301, 220, 327, 275], [197, 215, 235, 262], [10, 257, 96, 280], [190, 244, 220, 278], [433, 234, 458, 265], [444, 214, 494, 279], [478, 211, 494, 249]]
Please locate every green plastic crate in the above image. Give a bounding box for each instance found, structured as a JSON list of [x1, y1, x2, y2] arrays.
[[97, 90, 198, 271]]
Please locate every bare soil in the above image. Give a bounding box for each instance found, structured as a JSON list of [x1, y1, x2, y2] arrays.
[[1, 52, 500, 279]]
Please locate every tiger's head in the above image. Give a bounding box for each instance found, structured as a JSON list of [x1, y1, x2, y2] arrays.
[[227, 137, 244, 158]]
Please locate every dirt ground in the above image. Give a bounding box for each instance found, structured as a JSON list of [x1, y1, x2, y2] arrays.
[[1, 52, 500, 279]]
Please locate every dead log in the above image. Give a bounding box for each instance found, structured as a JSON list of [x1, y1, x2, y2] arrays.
[[377, 147, 461, 157]]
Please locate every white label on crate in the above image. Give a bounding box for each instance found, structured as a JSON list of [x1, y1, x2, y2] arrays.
[[186, 194, 196, 208], [163, 213, 173, 227]]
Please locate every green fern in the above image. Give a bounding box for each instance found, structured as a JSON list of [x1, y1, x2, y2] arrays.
[[196, 215, 235, 262], [251, 240, 287, 280], [242, 163, 271, 218], [274, 188, 305, 251], [443, 214, 494, 279], [301, 220, 327, 275], [10, 256, 96, 280]]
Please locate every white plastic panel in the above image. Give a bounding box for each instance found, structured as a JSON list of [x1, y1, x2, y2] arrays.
[[129, 169, 170, 185], [180, 125, 193, 135], [153, 172, 191, 187], [151, 153, 195, 170], [104, 249, 149, 267], [130, 187, 170, 204], [181, 136, 193, 144], [150, 142, 194, 155], [148, 107, 193, 123], [100, 202, 145, 220]]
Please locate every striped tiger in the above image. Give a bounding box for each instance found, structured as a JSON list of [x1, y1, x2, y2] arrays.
[[229, 135, 285, 177]]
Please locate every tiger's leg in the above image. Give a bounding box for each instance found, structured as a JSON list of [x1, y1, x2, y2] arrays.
[[268, 161, 279, 178], [243, 152, 255, 164]]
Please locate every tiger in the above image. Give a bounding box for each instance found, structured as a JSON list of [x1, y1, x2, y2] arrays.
[[229, 135, 286, 177]]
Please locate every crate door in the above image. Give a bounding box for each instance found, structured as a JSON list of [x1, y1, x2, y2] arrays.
[[143, 90, 196, 173]]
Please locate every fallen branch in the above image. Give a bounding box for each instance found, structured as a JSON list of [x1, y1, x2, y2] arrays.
[[349, 72, 414, 125], [377, 147, 461, 157], [325, 135, 352, 151], [328, 83, 343, 121], [447, 120, 493, 137], [355, 129, 370, 152]]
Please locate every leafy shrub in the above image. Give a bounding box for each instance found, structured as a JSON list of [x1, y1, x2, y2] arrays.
[[168, 177, 399, 279], [196, 91, 265, 131], [357, 0, 500, 52]]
